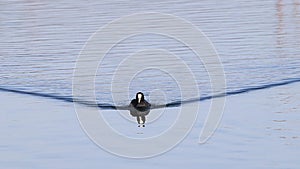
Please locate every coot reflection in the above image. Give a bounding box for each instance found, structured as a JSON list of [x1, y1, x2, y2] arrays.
[[129, 92, 151, 127]]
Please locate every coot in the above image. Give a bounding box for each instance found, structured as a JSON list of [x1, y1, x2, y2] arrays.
[[130, 92, 151, 111], [129, 92, 151, 127]]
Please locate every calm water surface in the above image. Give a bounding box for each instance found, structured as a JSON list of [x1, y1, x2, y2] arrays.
[[1, 1, 300, 168]]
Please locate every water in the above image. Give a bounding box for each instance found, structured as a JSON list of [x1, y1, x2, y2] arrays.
[[1, 0, 300, 167], [1, 79, 300, 168], [1, 0, 300, 106]]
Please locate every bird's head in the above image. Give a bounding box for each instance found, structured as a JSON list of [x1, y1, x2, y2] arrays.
[[136, 92, 144, 103]]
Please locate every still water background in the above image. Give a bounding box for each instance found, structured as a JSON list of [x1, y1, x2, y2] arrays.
[[0, 0, 300, 105]]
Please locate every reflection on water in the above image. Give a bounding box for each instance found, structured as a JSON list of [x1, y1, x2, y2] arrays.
[[0, 1, 300, 167], [276, 0, 300, 56], [129, 108, 150, 127]]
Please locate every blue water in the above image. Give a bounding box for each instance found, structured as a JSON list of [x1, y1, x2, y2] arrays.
[[1, 1, 300, 168], [1, 0, 300, 106]]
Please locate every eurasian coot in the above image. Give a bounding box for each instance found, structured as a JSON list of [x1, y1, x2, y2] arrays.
[[129, 92, 151, 127]]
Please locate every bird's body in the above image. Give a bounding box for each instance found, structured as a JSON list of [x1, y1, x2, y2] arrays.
[[129, 92, 151, 111], [129, 92, 151, 127]]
